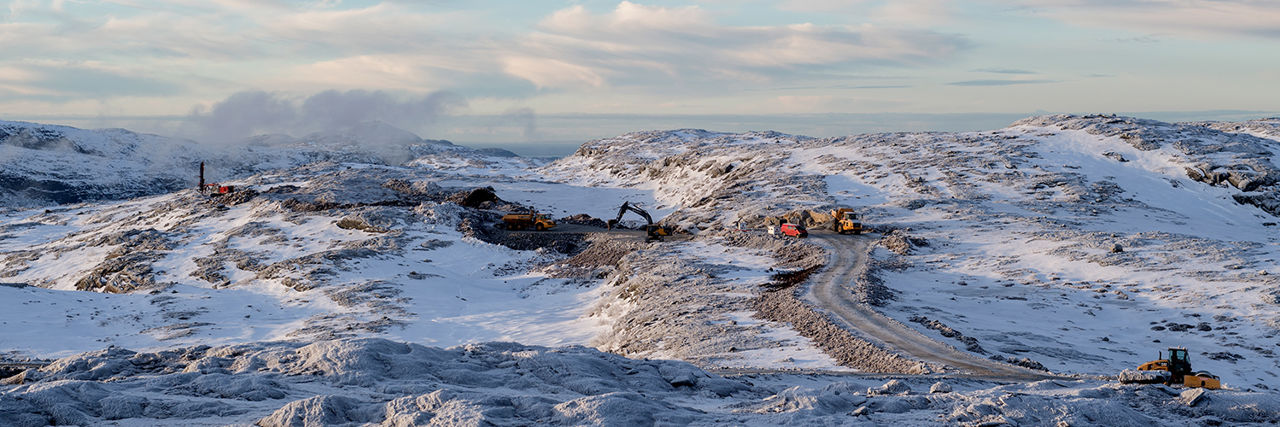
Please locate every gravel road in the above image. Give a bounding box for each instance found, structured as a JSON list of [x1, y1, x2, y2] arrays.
[[806, 232, 1056, 381]]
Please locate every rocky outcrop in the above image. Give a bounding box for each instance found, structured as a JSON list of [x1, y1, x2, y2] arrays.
[[1016, 114, 1280, 218]]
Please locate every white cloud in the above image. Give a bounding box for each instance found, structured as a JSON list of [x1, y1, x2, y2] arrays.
[[183, 89, 465, 143], [501, 1, 967, 89], [778, 0, 954, 26], [281, 55, 437, 91], [545, 2, 710, 32], [0, 1, 968, 117], [874, 0, 953, 27], [1001, 0, 1280, 39], [777, 0, 872, 13], [501, 56, 607, 89]]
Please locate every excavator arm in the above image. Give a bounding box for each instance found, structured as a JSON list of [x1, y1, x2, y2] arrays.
[[607, 202, 669, 242], [608, 201, 654, 229]]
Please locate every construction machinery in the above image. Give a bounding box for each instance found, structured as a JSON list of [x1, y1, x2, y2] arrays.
[[779, 223, 808, 238], [198, 162, 236, 195], [1133, 347, 1221, 389], [607, 201, 670, 242], [829, 208, 863, 235], [501, 210, 556, 231]]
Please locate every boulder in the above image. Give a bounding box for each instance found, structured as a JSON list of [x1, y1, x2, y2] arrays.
[[447, 187, 499, 208], [1118, 369, 1169, 384], [867, 379, 911, 396], [1179, 388, 1208, 407], [1102, 151, 1129, 162], [1227, 172, 1261, 192]]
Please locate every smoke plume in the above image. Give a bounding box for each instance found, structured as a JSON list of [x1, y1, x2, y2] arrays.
[[184, 89, 466, 144]]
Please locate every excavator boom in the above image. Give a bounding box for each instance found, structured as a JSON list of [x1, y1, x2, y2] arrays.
[[607, 201, 668, 241], [608, 201, 654, 228]]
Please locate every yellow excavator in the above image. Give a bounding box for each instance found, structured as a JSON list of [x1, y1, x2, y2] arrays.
[[1133, 347, 1221, 389], [607, 201, 670, 242], [829, 208, 863, 235]]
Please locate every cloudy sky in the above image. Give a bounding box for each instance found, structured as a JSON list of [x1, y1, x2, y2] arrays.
[[2, 0, 1278, 151]]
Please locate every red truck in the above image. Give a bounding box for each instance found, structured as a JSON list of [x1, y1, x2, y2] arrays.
[[780, 223, 808, 238]]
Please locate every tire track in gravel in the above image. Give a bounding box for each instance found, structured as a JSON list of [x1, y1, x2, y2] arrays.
[[806, 232, 1056, 382]]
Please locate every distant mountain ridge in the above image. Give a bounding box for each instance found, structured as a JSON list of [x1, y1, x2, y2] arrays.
[[0, 120, 502, 207]]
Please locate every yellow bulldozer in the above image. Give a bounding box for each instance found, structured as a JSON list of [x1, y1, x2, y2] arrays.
[[1130, 347, 1221, 389], [829, 208, 863, 235], [500, 210, 556, 231]]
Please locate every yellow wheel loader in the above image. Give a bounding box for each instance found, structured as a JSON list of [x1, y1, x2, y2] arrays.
[[1133, 347, 1221, 389]]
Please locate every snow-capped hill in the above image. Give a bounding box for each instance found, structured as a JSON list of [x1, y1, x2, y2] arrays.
[[541, 114, 1280, 387], [1, 120, 167, 158], [545, 129, 818, 228], [547, 115, 1280, 226], [237, 122, 462, 167], [1196, 117, 1280, 143], [4, 114, 1280, 425], [0, 119, 527, 207], [0, 120, 213, 206], [569, 128, 806, 162], [1015, 114, 1280, 216], [302, 120, 453, 149], [215, 121, 534, 176]]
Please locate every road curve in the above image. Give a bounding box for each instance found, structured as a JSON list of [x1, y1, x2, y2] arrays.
[[805, 232, 1055, 382]]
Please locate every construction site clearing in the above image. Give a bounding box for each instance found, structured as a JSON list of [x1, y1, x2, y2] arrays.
[[490, 213, 694, 243], [488, 201, 868, 245], [110, 164, 1250, 394], [480, 196, 1236, 393]]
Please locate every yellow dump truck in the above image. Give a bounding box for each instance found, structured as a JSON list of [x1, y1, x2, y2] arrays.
[[830, 208, 863, 235], [501, 210, 556, 231]]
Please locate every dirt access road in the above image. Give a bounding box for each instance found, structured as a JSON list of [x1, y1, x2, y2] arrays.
[[806, 232, 1054, 381]]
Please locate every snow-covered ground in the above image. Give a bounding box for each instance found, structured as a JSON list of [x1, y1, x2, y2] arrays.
[[7, 337, 1280, 426], [540, 114, 1280, 389], [796, 124, 1280, 390], [3, 115, 1280, 425], [0, 166, 613, 358]]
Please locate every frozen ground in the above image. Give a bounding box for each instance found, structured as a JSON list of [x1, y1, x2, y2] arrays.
[[3, 115, 1280, 425], [544, 114, 1280, 389], [0, 164, 616, 357], [5, 338, 1280, 426]]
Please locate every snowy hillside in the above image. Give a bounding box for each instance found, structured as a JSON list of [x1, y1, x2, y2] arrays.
[[543, 114, 1280, 388], [0, 121, 204, 206], [0, 120, 521, 207], [3, 115, 1280, 425]]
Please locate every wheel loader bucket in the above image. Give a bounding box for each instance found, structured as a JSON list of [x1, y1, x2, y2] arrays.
[[1184, 374, 1221, 389]]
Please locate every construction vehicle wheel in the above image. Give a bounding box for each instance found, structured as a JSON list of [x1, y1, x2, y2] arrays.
[[535, 224, 545, 231], [1194, 371, 1218, 379]]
